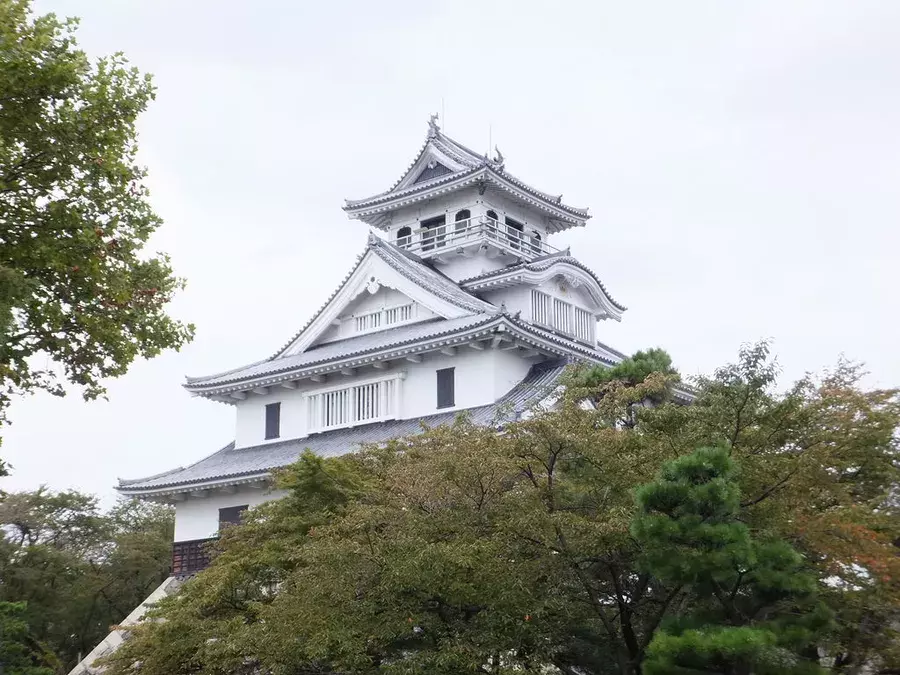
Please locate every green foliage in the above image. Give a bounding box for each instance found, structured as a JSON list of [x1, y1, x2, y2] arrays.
[[567, 347, 681, 428], [0, 0, 194, 457], [103, 344, 900, 675], [0, 488, 174, 672], [0, 601, 59, 675], [635, 446, 828, 674], [576, 347, 679, 389]]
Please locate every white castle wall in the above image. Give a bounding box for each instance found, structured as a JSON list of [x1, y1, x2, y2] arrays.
[[174, 486, 289, 542], [232, 347, 533, 449]]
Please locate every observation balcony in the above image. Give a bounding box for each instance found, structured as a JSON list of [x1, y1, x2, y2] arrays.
[[396, 215, 559, 261]]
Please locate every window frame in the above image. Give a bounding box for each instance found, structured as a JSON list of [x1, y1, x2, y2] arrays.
[[436, 367, 456, 410], [264, 402, 281, 440], [218, 504, 249, 530]]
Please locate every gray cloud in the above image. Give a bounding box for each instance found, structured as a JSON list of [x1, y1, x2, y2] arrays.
[[4, 0, 897, 501]]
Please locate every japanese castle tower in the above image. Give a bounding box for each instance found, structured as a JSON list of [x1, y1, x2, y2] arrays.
[[121, 117, 630, 576]]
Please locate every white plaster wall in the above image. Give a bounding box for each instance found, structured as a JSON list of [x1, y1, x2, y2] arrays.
[[483, 285, 532, 318], [235, 384, 309, 448], [481, 190, 551, 240], [399, 348, 532, 418], [233, 349, 535, 448], [174, 486, 289, 542], [388, 188, 481, 239], [386, 187, 553, 243]]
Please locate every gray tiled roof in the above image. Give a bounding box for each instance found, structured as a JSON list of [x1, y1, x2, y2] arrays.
[[372, 235, 495, 314], [185, 313, 498, 388], [185, 236, 498, 388], [345, 125, 588, 221], [120, 361, 568, 494], [460, 253, 627, 312], [266, 234, 494, 359]]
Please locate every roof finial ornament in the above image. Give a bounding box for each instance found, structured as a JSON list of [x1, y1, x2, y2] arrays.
[[493, 145, 504, 166], [427, 112, 440, 138]]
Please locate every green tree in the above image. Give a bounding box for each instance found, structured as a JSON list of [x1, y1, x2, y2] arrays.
[[0, 601, 59, 675], [0, 0, 194, 471], [634, 446, 829, 674], [0, 488, 174, 671], [102, 346, 900, 675]]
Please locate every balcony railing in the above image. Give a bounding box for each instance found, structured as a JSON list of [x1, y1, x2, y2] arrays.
[[172, 537, 215, 576], [397, 216, 559, 259]]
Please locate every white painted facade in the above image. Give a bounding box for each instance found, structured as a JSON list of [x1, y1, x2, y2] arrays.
[[232, 346, 533, 449], [173, 486, 289, 542], [117, 118, 627, 550]]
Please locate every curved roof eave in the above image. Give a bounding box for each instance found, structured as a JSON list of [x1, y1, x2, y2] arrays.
[[345, 167, 589, 223], [185, 236, 496, 386], [460, 256, 627, 314]]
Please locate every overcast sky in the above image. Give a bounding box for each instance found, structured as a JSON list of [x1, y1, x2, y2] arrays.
[[2, 0, 898, 502]]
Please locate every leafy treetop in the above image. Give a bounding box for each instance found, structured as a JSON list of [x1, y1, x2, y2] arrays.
[[0, 0, 194, 471]]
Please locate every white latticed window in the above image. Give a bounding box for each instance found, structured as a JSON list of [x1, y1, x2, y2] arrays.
[[531, 290, 552, 326], [553, 298, 572, 334], [354, 312, 382, 332], [385, 303, 413, 324], [531, 290, 594, 343], [353, 303, 416, 334], [574, 307, 594, 343], [306, 376, 401, 433]]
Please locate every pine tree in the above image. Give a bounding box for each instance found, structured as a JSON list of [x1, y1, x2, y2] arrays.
[[633, 446, 830, 675]]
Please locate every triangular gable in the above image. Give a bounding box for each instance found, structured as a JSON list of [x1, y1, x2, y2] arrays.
[[413, 161, 453, 184], [306, 284, 439, 348], [387, 116, 495, 194], [275, 236, 497, 357], [390, 143, 472, 193]]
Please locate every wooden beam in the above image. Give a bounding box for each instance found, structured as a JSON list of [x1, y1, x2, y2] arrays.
[[230, 391, 247, 400], [468, 341, 485, 351], [520, 349, 540, 358], [219, 485, 237, 495], [252, 387, 269, 395], [340, 368, 356, 377], [188, 490, 208, 499], [490, 336, 505, 349], [405, 354, 423, 363], [280, 381, 298, 389], [500, 342, 519, 351], [440, 346, 457, 356], [372, 361, 388, 370], [310, 374, 327, 383]]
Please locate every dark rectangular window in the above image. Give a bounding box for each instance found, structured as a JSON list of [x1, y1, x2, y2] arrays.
[[436, 367, 455, 409], [420, 215, 447, 251], [265, 402, 281, 439], [505, 217, 525, 249], [218, 504, 248, 529]]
